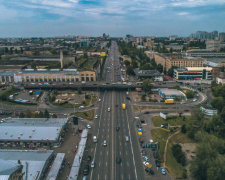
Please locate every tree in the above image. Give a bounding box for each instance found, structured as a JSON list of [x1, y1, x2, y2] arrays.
[[142, 79, 153, 93], [181, 125, 186, 133], [156, 64, 163, 73], [52, 114, 57, 118], [19, 112, 25, 118], [124, 60, 130, 66], [44, 109, 50, 118], [167, 66, 177, 77], [186, 90, 195, 99], [126, 65, 135, 76], [211, 97, 224, 112], [78, 87, 82, 94], [25, 110, 32, 118], [172, 144, 186, 166], [190, 134, 225, 180]]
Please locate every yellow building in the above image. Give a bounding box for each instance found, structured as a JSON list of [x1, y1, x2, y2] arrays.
[[154, 53, 205, 71]]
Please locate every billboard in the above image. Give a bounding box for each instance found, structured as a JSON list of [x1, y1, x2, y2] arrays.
[[160, 112, 167, 120]]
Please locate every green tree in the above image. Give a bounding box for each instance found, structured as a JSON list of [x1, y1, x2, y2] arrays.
[[44, 109, 50, 118], [25, 110, 32, 118], [78, 87, 82, 94], [126, 65, 135, 76], [124, 60, 130, 66], [172, 144, 186, 166], [142, 79, 153, 93], [19, 112, 25, 118], [186, 90, 195, 99], [211, 97, 224, 112], [156, 64, 163, 73]]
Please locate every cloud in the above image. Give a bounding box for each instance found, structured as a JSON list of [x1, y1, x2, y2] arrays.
[[177, 12, 189, 16]]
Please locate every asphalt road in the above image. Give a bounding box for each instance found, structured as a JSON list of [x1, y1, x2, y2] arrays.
[[88, 41, 145, 180]]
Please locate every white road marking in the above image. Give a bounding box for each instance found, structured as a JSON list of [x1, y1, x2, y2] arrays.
[[124, 95, 138, 180]]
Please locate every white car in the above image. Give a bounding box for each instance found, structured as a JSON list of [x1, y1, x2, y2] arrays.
[[103, 140, 107, 146], [95, 115, 98, 119], [193, 98, 197, 102], [87, 124, 91, 129], [79, 106, 84, 109], [98, 98, 101, 102], [143, 161, 150, 167], [108, 107, 111, 112]]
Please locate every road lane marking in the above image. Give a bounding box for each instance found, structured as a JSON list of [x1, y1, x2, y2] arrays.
[[90, 91, 106, 180], [124, 95, 138, 180]]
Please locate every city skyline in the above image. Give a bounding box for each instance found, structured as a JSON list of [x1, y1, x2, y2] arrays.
[[0, 0, 225, 37]]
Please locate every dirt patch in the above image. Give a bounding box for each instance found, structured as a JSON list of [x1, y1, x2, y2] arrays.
[[181, 143, 197, 161]]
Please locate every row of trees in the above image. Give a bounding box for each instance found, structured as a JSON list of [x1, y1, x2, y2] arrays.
[[19, 109, 56, 118]]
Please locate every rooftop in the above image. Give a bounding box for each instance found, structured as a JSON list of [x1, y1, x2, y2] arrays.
[[134, 68, 161, 77], [159, 88, 186, 97], [0, 159, 21, 176], [0, 149, 54, 180], [0, 118, 68, 142], [175, 67, 212, 72]]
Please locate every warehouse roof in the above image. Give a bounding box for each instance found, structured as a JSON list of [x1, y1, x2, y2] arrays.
[[0, 118, 68, 142], [0, 149, 54, 180], [159, 88, 186, 97], [0, 159, 21, 177]]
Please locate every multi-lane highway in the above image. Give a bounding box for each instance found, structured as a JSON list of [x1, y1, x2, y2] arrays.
[[88, 41, 145, 180]]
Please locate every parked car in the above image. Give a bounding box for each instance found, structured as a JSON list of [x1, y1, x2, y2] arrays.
[[160, 167, 166, 175], [87, 156, 91, 162], [87, 124, 91, 129], [83, 165, 89, 175], [155, 160, 160, 167], [116, 126, 120, 131], [103, 140, 107, 146]]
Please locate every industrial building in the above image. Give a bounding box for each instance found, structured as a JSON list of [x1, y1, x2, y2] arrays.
[[0, 159, 23, 180], [154, 53, 205, 71], [173, 67, 212, 80], [185, 49, 225, 58], [0, 118, 68, 148], [158, 88, 186, 99], [134, 68, 162, 79], [14, 69, 96, 83], [0, 149, 54, 180], [0, 71, 14, 83]]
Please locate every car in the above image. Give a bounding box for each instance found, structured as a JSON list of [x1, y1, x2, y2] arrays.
[[193, 98, 197, 102], [87, 156, 91, 162], [98, 98, 101, 102], [149, 139, 153, 143], [141, 150, 146, 156], [87, 124, 91, 129], [160, 167, 166, 175], [83, 165, 89, 175], [107, 107, 111, 112], [143, 156, 149, 162], [83, 176, 87, 180], [95, 115, 98, 119], [155, 160, 160, 167], [103, 140, 107, 146], [116, 127, 120, 131], [143, 161, 151, 167], [79, 106, 84, 109], [149, 168, 155, 175], [153, 152, 157, 159], [125, 136, 129, 142], [91, 161, 95, 168], [116, 157, 121, 164], [115, 104, 118, 107]]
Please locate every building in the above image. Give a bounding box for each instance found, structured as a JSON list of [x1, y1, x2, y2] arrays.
[[0, 71, 14, 83], [185, 49, 225, 58], [216, 77, 225, 84], [0, 118, 68, 148], [174, 67, 212, 80], [134, 68, 162, 79], [0, 149, 54, 180], [154, 53, 205, 71], [158, 88, 186, 99], [200, 106, 218, 116], [219, 32, 225, 42], [14, 69, 96, 83], [206, 40, 221, 51], [0, 159, 23, 180]]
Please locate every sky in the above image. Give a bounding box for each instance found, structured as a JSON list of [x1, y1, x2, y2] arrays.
[[0, 0, 225, 37]]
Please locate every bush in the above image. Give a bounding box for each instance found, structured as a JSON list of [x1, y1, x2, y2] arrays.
[[181, 125, 187, 134], [172, 144, 186, 166]]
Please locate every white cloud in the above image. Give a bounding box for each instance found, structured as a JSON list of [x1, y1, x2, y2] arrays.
[[177, 12, 189, 16], [170, 0, 225, 7]]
